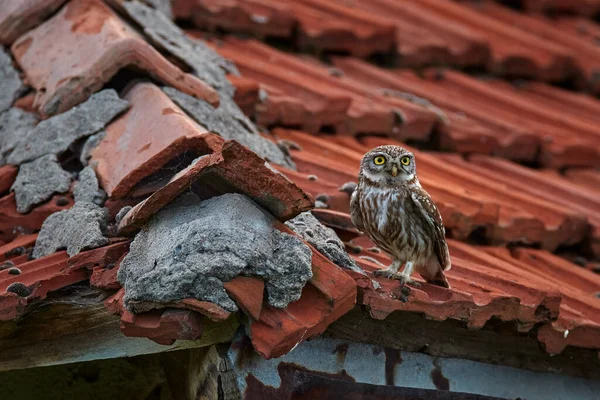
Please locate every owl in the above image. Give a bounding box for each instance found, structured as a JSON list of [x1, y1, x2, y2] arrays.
[[350, 145, 451, 288]]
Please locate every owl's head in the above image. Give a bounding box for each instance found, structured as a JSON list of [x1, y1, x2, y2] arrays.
[[360, 145, 417, 185]]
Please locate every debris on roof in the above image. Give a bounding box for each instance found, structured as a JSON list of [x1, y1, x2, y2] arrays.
[[0, 108, 38, 166], [118, 192, 312, 312], [10, 0, 219, 117], [73, 166, 106, 205], [285, 211, 366, 276], [120, 1, 239, 97], [11, 154, 72, 213], [0, 48, 25, 114], [165, 87, 294, 168], [7, 89, 129, 165], [1, 0, 600, 390], [32, 201, 109, 259]]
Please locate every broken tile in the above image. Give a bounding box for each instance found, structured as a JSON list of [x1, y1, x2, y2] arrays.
[[0, 48, 25, 114], [118, 192, 312, 313], [117, 139, 313, 235], [0, 193, 73, 243], [7, 90, 129, 165], [32, 201, 109, 259], [223, 276, 265, 321], [120, 308, 205, 345], [0, 108, 38, 166], [10, 0, 218, 117], [11, 154, 72, 214], [90, 82, 219, 199], [164, 87, 294, 168], [248, 223, 357, 359], [0, 234, 37, 263], [0, 165, 18, 194], [0, 241, 128, 321]]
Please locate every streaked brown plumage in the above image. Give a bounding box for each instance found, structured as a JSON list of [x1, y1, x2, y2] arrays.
[[350, 145, 451, 288]]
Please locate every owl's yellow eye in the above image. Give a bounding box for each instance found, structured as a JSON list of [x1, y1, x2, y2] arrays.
[[401, 156, 411, 166], [373, 156, 386, 165]]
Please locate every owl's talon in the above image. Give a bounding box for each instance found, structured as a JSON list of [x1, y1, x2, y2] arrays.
[[372, 269, 400, 280], [400, 278, 421, 288]]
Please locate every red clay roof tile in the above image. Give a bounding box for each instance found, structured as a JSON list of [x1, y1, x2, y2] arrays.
[[118, 139, 313, 235], [11, 0, 218, 117], [223, 276, 265, 321], [0, 0, 67, 45], [489, 247, 600, 354], [248, 223, 357, 358], [0, 165, 18, 194], [468, 2, 600, 93], [210, 38, 438, 138], [0, 240, 128, 321], [2, 0, 600, 365], [0, 193, 73, 243], [332, 0, 490, 68], [91, 82, 215, 199], [178, 0, 396, 57], [174, 0, 296, 38]]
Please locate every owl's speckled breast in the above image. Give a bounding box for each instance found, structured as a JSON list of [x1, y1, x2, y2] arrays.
[[358, 185, 433, 265]]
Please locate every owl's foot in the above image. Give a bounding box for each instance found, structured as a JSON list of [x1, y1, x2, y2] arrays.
[[372, 269, 402, 280], [398, 275, 421, 288], [398, 261, 421, 287]]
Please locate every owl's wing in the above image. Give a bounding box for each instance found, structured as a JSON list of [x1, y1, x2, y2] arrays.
[[350, 189, 365, 232], [410, 189, 451, 271]]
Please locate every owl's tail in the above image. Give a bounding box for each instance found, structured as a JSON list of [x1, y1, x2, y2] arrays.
[[426, 270, 451, 289]]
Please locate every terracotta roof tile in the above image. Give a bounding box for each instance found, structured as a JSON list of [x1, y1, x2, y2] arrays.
[[117, 138, 313, 235], [487, 247, 600, 354], [174, 0, 296, 38], [248, 223, 357, 359], [0, 165, 18, 194], [467, 2, 600, 93], [331, 0, 490, 68], [0, 240, 128, 321], [564, 168, 600, 193], [11, 0, 218, 117], [273, 129, 593, 251], [2, 0, 600, 367], [332, 57, 534, 161], [176, 0, 396, 57], [332, 57, 600, 168], [0, 193, 73, 243], [0, 0, 67, 45], [210, 37, 439, 138], [90, 82, 214, 199]]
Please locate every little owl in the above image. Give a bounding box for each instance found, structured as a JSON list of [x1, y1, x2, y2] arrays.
[[350, 145, 451, 288]]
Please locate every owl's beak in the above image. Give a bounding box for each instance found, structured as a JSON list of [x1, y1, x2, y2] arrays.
[[391, 165, 398, 177]]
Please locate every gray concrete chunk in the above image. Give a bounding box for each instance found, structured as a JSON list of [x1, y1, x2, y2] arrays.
[[74, 166, 106, 205], [7, 89, 129, 165], [0, 48, 26, 114], [0, 108, 38, 166], [32, 202, 110, 259], [118, 193, 312, 312], [11, 154, 72, 214], [286, 211, 366, 275], [164, 87, 295, 169]]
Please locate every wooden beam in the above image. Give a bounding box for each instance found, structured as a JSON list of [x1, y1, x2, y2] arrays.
[[0, 287, 239, 372], [325, 306, 600, 380]]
